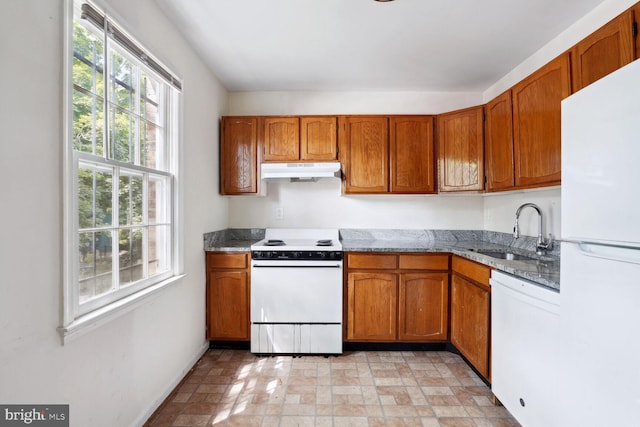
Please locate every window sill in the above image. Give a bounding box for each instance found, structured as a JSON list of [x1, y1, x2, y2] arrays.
[[58, 274, 186, 345]]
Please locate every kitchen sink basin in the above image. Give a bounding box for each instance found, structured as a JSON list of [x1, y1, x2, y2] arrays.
[[474, 251, 537, 261]]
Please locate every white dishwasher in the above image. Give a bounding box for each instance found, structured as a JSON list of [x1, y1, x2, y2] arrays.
[[491, 270, 561, 427]]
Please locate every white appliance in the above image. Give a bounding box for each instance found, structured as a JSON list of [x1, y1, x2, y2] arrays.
[[560, 58, 640, 426], [260, 162, 341, 181], [250, 228, 343, 355], [491, 271, 561, 427]]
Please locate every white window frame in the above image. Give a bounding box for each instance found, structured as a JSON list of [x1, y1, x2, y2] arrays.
[[61, 0, 184, 344]]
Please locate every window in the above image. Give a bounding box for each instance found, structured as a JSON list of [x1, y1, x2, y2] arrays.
[[62, 0, 182, 339]]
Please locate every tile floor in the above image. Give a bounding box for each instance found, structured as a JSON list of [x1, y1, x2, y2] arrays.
[[145, 349, 520, 427]]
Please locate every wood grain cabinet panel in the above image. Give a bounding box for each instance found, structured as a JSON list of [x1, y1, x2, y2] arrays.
[[347, 272, 398, 341], [485, 90, 516, 191], [347, 253, 397, 270], [634, 3, 640, 60], [206, 252, 248, 269], [451, 273, 490, 379], [207, 270, 249, 340], [452, 256, 491, 291], [398, 272, 449, 341], [399, 254, 449, 270], [571, 11, 635, 93], [345, 252, 449, 343], [512, 53, 571, 188], [340, 116, 389, 193], [450, 255, 492, 380], [390, 116, 437, 193], [437, 106, 484, 192], [300, 116, 338, 160], [263, 116, 300, 161], [220, 117, 259, 195], [206, 252, 250, 341]]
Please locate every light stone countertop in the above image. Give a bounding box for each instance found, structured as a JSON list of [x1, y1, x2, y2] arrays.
[[203, 228, 560, 290]]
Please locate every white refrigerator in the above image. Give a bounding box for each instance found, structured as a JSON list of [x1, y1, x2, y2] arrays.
[[560, 58, 640, 426]]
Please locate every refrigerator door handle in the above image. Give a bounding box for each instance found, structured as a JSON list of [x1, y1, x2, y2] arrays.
[[578, 242, 640, 265]]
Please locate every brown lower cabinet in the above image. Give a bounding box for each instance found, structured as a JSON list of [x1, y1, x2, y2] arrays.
[[450, 255, 492, 380], [345, 253, 449, 342], [206, 252, 250, 341]]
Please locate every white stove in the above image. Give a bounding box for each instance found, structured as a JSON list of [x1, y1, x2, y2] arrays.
[[251, 228, 342, 254], [250, 229, 343, 355]]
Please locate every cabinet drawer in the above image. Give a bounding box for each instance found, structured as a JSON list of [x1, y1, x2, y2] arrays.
[[347, 253, 397, 269], [399, 254, 449, 271], [452, 256, 491, 286], [207, 252, 249, 269]]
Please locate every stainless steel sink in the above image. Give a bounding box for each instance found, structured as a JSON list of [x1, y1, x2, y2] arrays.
[[475, 251, 537, 261]]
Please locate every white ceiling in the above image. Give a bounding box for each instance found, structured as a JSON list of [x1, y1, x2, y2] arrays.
[[155, 0, 606, 92]]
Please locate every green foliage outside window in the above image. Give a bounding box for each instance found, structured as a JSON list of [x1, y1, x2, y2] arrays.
[[72, 19, 169, 303]]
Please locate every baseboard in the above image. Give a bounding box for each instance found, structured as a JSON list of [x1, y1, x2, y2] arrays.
[[135, 340, 209, 426]]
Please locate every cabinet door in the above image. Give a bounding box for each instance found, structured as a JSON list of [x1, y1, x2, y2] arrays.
[[485, 90, 515, 191], [390, 116, 436, 193], [450, 274, 490, 379], [263, 116, 300, 161], [340, 116, 389, 193], [347, 272, 397, 341], [571, 11, 634, 92], [437, 106, 484, 192], [398, 273, 449, 341], [207, 270, 249, 340], [220, 117, 258, 195], [300, 116, 338, 160], [512, 54, 570, 188]]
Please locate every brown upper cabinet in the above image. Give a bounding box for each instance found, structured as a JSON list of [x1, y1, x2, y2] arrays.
[[300, 116, 339, 160], [485, 90, 515, 191], [485, 7, 637, 192], [339, 115, 437, 194], [390, 116, 437, 194], [263, 116, 339, 162], [634, 3, 640, 59], [571, 11, 635, 93], [339, 116, 390, 193], [262, 116, 300, 161], [437, 106, 485, 192], [220, 116, 259, 195], [512, 53, 571, 188]]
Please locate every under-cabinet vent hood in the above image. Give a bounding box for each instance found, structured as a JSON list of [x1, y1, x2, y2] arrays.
[[261, 162, 342, 182]]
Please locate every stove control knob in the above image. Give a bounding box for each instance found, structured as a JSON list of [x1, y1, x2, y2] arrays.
[[292, 252, 300, 259], [318, 252, 327, 259]]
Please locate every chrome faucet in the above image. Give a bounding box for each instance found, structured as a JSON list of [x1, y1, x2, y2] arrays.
[[514, 203, 552, 255]]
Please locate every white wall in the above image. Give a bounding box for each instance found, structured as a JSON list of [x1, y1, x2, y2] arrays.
[[228, 91, 482, 116], [484, 187, 561, 240], [0, 1, 227, 426], [228, 180, 485, 230]]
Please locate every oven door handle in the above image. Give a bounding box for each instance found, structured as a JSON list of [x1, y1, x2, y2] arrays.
[[252, 262, 342, 268]]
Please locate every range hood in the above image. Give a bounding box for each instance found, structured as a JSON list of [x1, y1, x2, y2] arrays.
[[261, 162, 342, 182]]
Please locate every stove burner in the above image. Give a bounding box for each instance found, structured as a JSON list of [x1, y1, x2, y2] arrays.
[[265, 239, 286, 246], [316, 239, 333, 246]]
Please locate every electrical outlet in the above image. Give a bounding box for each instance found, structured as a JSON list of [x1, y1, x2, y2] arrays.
[[275, 207, 284, 220]]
